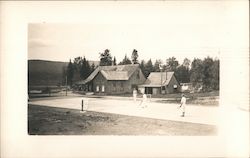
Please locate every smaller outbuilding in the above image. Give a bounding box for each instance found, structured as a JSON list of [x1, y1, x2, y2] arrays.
[[138, 71, 180, 94]]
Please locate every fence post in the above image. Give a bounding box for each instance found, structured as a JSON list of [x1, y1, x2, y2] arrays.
[[81, 99, 84, 111]]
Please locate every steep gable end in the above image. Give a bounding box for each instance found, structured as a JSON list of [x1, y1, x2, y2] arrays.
[[76, 64, 140, 84], [142, 72, 175, 87]]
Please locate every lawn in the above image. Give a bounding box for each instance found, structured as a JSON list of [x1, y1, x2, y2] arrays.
[[112, 91, 219, 106], [106, 91, 219, 98], [28, 104, 217, 135]]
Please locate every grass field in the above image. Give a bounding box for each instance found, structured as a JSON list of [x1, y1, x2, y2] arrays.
[[28, 104, 217, 135], [108, 91, 219, 98]]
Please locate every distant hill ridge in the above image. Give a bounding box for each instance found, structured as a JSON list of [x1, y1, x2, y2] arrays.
[[28, 59, 99, 87]]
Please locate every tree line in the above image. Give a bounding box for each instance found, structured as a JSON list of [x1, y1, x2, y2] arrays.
[[62, 56, 96, 86], [65, 49, 219, 92]]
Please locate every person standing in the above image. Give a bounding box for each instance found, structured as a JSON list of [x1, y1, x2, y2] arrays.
[[179, 94, 186, 117], [133, 88, 137, 102], [141, 92, 147, 108]]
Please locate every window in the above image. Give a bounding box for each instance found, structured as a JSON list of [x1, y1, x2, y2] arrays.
[[173, 85, 177, 89], [162, 86, 166, 90], [96, 85, 99, 92], [102, 85, 105, 92]]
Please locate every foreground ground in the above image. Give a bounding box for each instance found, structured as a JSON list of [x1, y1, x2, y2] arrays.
[[28, 104, 217, 135], [29, 96, 219, 125]]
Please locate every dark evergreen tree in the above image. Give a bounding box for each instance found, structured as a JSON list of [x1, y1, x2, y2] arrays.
[[175, 58, 191, 83], [190, 58, 204, 89], [202, 57, 214, 91], [118, 54, 132, 65], [99, 49, 112, 66], [62, 66, 67, 85], [113, 56, 117, 65], [140, 60, 146, 77], [166, 57, 179, 71], [144, 59, 154, 77], [183, 58, 191, 69], [131, 49, 139, 64], [66, 59, 74, 86], [211, 59, 219, 90], [85, 59, 91, 77], [175, 65, 190, 83], [153, 59, 162, 72], [72, 56, 83, 81], [80, 57, 91, 80]]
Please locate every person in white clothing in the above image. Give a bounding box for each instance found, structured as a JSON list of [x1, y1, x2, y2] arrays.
[[142, 93, 147, 108], [141, 93, 147, 108], [179, 94, 186, 117], [133, 88, 137, 102]]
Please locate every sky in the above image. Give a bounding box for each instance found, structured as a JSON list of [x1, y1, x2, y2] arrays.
[[28, 1, 248, 64]]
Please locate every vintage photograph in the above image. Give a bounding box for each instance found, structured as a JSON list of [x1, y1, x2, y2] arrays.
[[28, 23, 220, 135], [1, 1, 249, 157]]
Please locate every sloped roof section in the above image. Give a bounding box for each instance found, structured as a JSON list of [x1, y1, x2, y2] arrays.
[[100, 70, 129, 80], [76, 64, 139, 84], [75, 67, 100, 84], [141, 72, 175, 87]]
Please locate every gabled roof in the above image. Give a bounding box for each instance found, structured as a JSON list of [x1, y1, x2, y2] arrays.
[[100, 70, 129, 80], [76, 64, 140, 84], [140, 72, 175, 87]]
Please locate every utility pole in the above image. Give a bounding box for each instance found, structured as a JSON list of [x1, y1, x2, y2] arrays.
[[160, 64, 163, 94]]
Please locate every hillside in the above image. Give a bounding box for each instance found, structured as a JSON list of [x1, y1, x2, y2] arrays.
[[28, 59, 99, 87], [28, 60, 68, 87]]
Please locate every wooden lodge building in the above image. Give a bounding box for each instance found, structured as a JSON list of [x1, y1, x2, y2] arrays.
[[138, 72, 180, 94], [76, 64, 146, 94]]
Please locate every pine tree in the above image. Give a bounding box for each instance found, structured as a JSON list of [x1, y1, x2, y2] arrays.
[[211, 59, 219, 90], [140, 60, 146, 77], [118, 54, 132, 65], [66, 59, 74, 86], [190, 58, 203, 89], [144, 59, 154, 77], [62, 66, 67, 85], [175, 58, 191, 83], [202, 57, 214, 91], [99, 49, 112, 66], [80, 57, 91, 80], [113, 56, 117, 65], [131, 49, 139, 64], [175, 65, 190, 83], [166, 57, 179, 71], [153, 59, 162, 72]]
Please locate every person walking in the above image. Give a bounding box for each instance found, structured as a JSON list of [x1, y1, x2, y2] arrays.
[[140, 92, 147, 108], [133, 88, 137, 102], [179, 94, 186, 117]]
